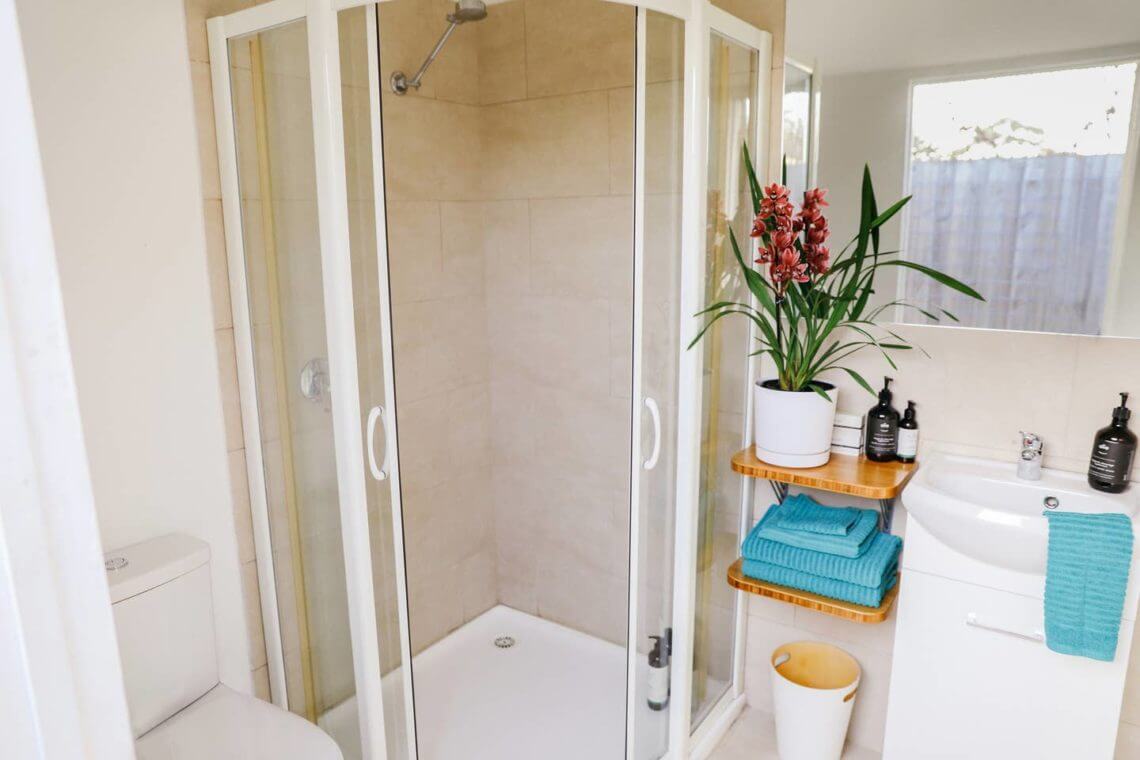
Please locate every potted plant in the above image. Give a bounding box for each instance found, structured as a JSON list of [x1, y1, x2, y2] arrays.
[[691, 147, 983, 467]]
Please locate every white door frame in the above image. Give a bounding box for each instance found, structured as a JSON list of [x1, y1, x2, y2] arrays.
[[669, 4, 771, 758], [0, 0, 135, 755]]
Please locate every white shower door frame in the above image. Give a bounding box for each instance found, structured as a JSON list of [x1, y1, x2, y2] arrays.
[[209, 2, 413, 759], [668, 5, 771, 759], [210, 0, 771, 758]]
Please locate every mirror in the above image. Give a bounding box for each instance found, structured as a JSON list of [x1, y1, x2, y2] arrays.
[[785, 1, 1140, 338]]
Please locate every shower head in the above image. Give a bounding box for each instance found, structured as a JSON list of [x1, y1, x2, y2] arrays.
[[448, 0, 487, 23], [391, 0, 488, 95]]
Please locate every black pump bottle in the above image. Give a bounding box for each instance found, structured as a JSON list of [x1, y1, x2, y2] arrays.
[[1088, 392, 1136, 494], [864, 377, 900, 462]]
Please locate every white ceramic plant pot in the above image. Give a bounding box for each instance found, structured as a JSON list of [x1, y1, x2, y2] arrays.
[[753, 379, 837, 468]]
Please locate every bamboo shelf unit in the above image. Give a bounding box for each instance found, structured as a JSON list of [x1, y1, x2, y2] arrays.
[[727, 447, 917, 624], [727, 559, 899, 624]]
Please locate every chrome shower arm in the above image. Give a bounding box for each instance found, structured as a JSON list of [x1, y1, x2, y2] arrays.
[[391, 20, 459, 94]]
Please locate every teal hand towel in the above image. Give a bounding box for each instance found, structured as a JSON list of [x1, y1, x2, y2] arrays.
[[753, 496, 879, 558], [772, 494, 860, 536], [742, 505, 902, 588], [1043, 511, 1133, 662], [741, 557, 898, 608]]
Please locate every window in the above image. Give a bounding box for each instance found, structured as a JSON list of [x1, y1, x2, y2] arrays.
[[901, 63, 1138, 335]]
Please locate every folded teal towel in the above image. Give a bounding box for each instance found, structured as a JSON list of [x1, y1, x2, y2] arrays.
[[753, 495, 879, 558], [771, 494, 860, 536], [741, 557, 898, 607], [1043, 511, 1133, 662], [742, 505, 902, 588]]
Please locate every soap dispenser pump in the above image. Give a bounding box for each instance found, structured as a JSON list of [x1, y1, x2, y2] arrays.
[[1088, 392, 1136, 493], [864, 377, 900, 462], [897, 401, 919, 463], [647, 629, 671, 711]]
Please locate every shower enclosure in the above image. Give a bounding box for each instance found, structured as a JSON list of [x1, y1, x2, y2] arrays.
[[207, 0, 770, 757]]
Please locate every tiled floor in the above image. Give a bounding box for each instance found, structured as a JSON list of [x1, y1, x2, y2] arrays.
[[708, 707, 880, 760]]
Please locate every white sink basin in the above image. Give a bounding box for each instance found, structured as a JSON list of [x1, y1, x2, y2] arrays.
[[903, 452, 1138, 575]]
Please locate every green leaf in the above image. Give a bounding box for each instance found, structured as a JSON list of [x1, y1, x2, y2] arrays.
[[840, 367, 875, 396], [743, 143, 763, 216], [810, 383, 833, 403], [870, 196, 912, 231], [879, 260, 986, 301], [940, 308, 960, 322]]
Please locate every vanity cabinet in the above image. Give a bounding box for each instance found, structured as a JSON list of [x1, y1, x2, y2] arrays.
[[884, 518, 1134, 759]]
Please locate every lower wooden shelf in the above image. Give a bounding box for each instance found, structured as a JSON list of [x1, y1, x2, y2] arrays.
[[727, 558, 899, 624]]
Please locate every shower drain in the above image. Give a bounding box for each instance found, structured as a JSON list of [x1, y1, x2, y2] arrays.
[[493, 635, 516, 649]]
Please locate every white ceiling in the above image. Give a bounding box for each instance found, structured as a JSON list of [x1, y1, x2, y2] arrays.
[[787, 0, 1140, 75]]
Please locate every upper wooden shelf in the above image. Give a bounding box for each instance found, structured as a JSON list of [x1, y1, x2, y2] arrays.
[[731, 448, 917, 500]]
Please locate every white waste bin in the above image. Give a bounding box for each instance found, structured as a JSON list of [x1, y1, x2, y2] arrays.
[[770, 641, 860, 760]]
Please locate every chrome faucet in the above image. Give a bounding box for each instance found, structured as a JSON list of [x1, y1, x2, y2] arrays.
[[1018, 431, 1043, 481]]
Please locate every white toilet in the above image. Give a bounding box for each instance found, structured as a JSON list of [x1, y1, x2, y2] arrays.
[[106, 533, 342, 760]]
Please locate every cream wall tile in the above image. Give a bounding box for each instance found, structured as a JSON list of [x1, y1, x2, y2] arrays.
[[378, 0, 445, 102], [191, 61, 222, 200], [1063, 336, 1140, 475], [529, 196, 634, 300], [252, 665, 271, 702], [480, 91, 612, 199], [476, 0, 527, 105], [482, 199, 530, 293], [185, 0, 211, 64], [537, 550, 627, 645], [229, 449, 256, 564], [487, 294, 611, 396], [203, 199, 233, 329], [1117, 722, 1140, 759], [215, 328, 245, 451], [608, 87, 634, 195], [429, 0, 481, 105], [439, 201, 487, 297], [387, 200, 444, 304], [523, 0, 635, 99], [241, 559, 268, 670], [382, 97, 483, 201], [609, 298, 633, 399], [459, 550, 499, 621]]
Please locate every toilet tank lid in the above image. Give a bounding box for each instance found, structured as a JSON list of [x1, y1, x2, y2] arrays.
[[104, 534, 211, 604]]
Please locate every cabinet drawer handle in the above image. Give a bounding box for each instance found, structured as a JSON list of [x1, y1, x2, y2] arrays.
[[965, 612, 1044, 643]]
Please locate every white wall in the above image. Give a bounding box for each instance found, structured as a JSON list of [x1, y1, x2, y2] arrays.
[[15, 0, 251, 692]]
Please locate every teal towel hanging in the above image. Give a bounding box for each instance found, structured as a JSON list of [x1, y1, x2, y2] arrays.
[[1042, 511, 1133, 662]]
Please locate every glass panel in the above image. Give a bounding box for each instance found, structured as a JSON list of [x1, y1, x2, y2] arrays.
[[335, 7, 415, 760], [782, 61, 812, 203], [227, 17, 360, 752], [632, 10, 685, 760], [691, 30, 759, 728]]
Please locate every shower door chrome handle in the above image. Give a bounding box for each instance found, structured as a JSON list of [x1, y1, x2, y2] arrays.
[[643, 397, 661, 471], [366, 405, 390, 481]]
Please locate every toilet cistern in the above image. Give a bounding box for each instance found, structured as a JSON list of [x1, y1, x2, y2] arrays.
[[1018, 431, 1043, 480]]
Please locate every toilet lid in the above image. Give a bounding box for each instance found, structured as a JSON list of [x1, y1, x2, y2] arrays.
[[135, 684, 343, 760]]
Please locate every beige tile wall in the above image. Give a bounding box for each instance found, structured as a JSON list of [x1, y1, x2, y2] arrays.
[[377, 0, 498, 655], [185, 0, 271, 702], [477, 0, 637, 646]]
